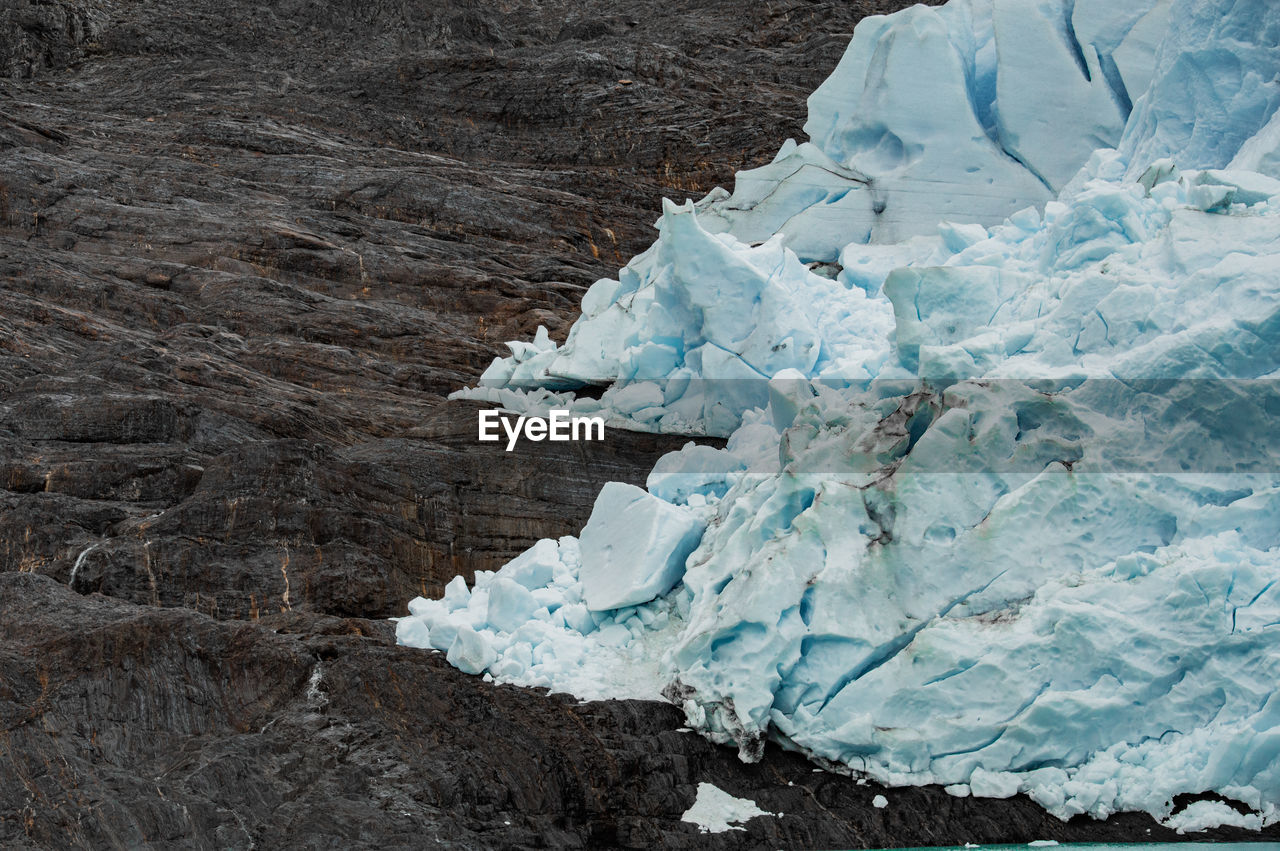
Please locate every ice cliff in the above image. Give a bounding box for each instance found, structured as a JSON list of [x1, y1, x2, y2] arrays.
[[399, 0, 1280, 830]]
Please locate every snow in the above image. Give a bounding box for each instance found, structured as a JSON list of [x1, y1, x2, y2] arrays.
[[404, 0, 1280, 834], [397, 535, 687, 701], [680, 782, 774, 833]]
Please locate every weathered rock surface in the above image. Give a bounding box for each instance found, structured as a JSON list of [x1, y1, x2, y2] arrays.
[[3, 0, 1276, 847]]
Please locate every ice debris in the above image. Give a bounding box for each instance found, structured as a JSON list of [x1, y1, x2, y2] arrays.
[[404, 0, 1280, 832], [579, 482, 708, 611], [680, 782, 775, 833], [398, 534, 692, 701], [1161, 800, 1265, 834]]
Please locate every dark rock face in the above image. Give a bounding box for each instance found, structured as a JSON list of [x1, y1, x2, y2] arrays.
[[3, 400, 697, 619], [2, 0, 1277, 847]]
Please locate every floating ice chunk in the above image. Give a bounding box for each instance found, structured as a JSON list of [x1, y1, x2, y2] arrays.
[[680, 782, 774, 833], [579, 482, 707, 610]]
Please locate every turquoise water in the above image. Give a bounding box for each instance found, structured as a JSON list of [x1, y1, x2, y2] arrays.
[[879, 845, 1280, 851]]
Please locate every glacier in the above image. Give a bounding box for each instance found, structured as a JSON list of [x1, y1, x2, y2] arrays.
[[399, 0, 1280, 831]]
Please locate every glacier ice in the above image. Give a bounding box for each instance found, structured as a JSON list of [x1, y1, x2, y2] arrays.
[[1231, 109, 1280, 179], [1120, 0, 1280, 179], [403, 0, 1280, 832], [689, 0, 1169, 257]]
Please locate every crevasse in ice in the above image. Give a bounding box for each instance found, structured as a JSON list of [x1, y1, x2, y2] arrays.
[[399, 0, 1280, 829]]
